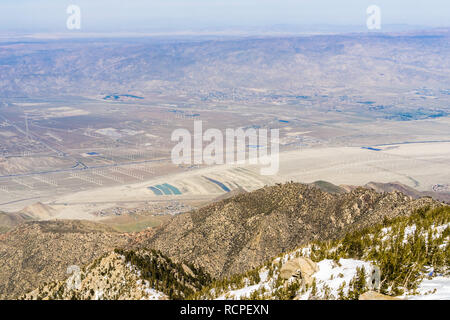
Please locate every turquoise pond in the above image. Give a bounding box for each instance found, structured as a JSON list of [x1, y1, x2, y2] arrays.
[[204, 177, 231, 192], [148, 183, 182, 195]]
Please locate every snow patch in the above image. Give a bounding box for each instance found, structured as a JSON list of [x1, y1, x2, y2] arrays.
[[404, 276, 450, 300]]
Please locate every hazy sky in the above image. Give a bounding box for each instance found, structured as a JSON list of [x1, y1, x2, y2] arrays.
[[0, 0, 448, 32]]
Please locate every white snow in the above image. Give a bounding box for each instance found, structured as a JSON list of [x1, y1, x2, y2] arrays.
[[142, 287, 167, 300], [378, 222, 448, 245], [209, 219, 449, 300], [404, 276, 450, 300], [432, 223, 449, 240], [215, 268, 272, 300], [300, 247, 312, 257], [259, 269, 269, 283], [94, 290, 104, 300], [216, 284, 262, 300], [380, 227, 392, 241], [403, 225, 417, 243], [215, 258, 377, 300], [310, 259, 374, 299]]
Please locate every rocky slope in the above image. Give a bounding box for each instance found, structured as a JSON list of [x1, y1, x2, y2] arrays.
[[141, 182, 443, 278], [0, 220, 131, 299], [0, 211, 32, 233], [309, 181, 347, 194], [194, 206, 449, 300], [1, 182, 446, 299], [364, 182, 450, 204], [22, 249, 211, 300], [21, 206, 449, 300]]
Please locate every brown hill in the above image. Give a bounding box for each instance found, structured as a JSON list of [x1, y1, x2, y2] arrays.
[[211, 186, 247, 202], [141, 182, 442, 278], [0, 182, 445, 299], [364, 181, 450, 204], [20, 202, 58, 220], [0, 220, 131, 299], [0, 211, 32, 233], [22, 249, 211, 300], [310, 180, 347, 194]]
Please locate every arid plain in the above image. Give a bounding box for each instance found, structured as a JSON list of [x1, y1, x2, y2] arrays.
[[0, 32, 449, 229]]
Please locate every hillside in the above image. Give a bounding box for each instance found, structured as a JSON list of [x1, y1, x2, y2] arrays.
[[364, 182, 450, 204], [310, 181, 347, 194], [0, 211, 32, 234], [1, 182, 447, 300], [0, 220, 131, 299], [141, 182, 442, 278], [21, 206, 449, 300], [0, 202, 60, 234], [22, 249, 212, 300], [20, 202, 59, 220], [194, 206, 450, 300]]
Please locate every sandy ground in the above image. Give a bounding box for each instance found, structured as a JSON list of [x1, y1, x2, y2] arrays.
[[30, 141, 449, 220], [274, 142, 450, 190]]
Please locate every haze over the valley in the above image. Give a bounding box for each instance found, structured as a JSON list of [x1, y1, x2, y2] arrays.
[[0, 28, 449, 221], [0, 0, 449, 302]]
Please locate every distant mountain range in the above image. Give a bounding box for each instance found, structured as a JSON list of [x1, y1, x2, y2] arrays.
[[310, 180, 450, 203], [0, 30, 449, 101]]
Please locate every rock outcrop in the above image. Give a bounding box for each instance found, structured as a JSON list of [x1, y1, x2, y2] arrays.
[[280, 257, 318, 286], [359, 291, 402, 300], [0, 220, 131, 299], [21, 249, 210, 300]]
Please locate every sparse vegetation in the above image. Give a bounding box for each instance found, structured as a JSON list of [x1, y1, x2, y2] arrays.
[[6, 190, 449, 300], [308, 206, 449, 296], [115, 249, 212, 300], [191, 206, 449, 300]]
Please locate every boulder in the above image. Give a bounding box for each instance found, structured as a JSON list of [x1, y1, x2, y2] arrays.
[[359, 291, 401, 300], [280, 257, 318, 285]]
